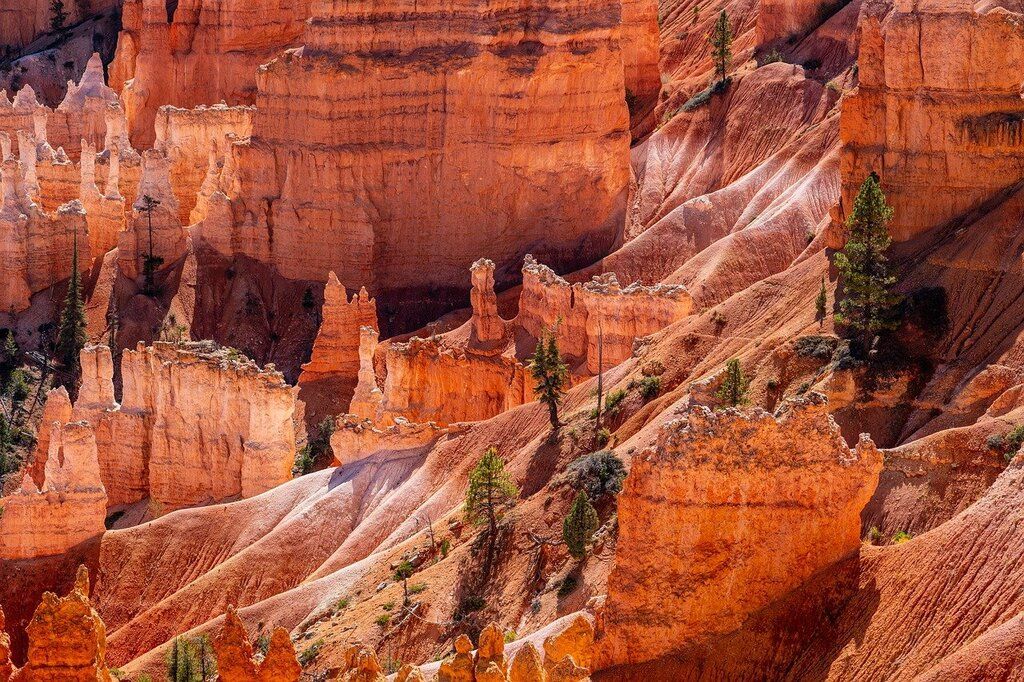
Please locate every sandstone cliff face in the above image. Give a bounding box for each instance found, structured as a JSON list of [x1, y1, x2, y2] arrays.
[[837, 0, 1024, 244], [0, 0, 117, 54], [154, 103, 253, 225], [117, 149, 187, 281], [298, 272, 378, 419], [213, 606, 300, 682], [0, 156, 89, 313], [112, 0, 312, 147], [192, 0, 637, 331], [0, 420, 106, 560], [597, 394, 883, 668], [15, 566, 112, 681], [76, 342, 296, 512]]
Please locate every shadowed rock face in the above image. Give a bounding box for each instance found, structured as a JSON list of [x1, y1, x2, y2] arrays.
[[213, 605, 300, 682], [597, 395, 883, 669], [836, 0, 1024, 245]]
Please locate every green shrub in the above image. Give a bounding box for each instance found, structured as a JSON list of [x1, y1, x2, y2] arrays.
[[566, 450, 626, 500], [638, 375, 661, 400], [503, 629, 517, 644], [604, 388, 627, 415], [460, 595, 485, 613], [563, 491, 599, 560], [299, 640, 323, 666], [890, 530, 912, 545], [440, 538, 451, 558], [409, 583, 427, 595], [375, 614, 391, 627], [794, 335, 839, 360], [758, 48, 783, 66], [594, 428, 610, 448], [868, 527, 883, 544], [382, 601, 395, 612], [334, 597, 350, 612]]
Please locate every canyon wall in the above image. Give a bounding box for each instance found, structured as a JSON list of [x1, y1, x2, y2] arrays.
[[597, 395, 883, 669], [837, 0, 1024, 244], [0, 419, 106, 561], [0, 0, 118, 53], [154, 103, 254, 225], [76, 343, 297, 512], [111, 0, 312, 147], [193, 0, 635, 330]]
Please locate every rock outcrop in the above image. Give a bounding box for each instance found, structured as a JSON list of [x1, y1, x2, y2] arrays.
[[470, 259, 506, 344], [15, 566, 112, 681], [213, 606, 300, 682], [191, 0, 636, 330], [0, 420, 106, 560], [0, 607, 11, 680], [75, 342, 296, 512], [112, 0, 312, 147], [597, 395, 883, 668], [837, 0, 1024, 244], [298, 273, 378, 418], [117, 149, 186, 280]]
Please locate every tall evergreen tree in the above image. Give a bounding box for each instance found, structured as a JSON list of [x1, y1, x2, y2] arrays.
[[530, 329, 569, 429], [54, 229, 87, 387], [709, 10, 733, 84], [835, 175, 900, 339], [563, 491, 599, 560], [715, 358, 749, 407]]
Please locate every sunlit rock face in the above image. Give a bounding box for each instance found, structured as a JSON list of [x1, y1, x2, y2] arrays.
[[111, 0, 312, 148], [75, 342, 296, 513], [597, 395, 883, 669], [193, 0, 638, 331], [836, 0, 1024, 245]]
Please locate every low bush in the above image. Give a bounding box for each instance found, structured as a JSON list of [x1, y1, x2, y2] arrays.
[[638, 375, 661, 400], [566, 450, 626, 500]]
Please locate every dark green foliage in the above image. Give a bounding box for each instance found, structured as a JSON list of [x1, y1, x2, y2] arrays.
[[816, 276, 828, 323], [299, 640, 324, 666], [530, 329, 569, 429], [49, 0, 67, 32], [460, 594, 485, 613], [394, 559, 414, 604], [715, 358, 749, 407], [709, 10, 733, 83], [993, 425, 1024, 462], [166, 635, 216, 682], [835, 175, 900, 339], [566, 449, 626, 500], [0, 415, 19, 482], [604, 388, 627, 416], [55, 233, 87, 386], [682, 78, 729, 112], [139, 194, 163, 296], [900, 287, 949, 340], [563, 491, 599, 560], [6, 369, 30, 406], [440, 538, 451, 557], [254, 634, 270, 661], [794, 335, 839, 360], [0, 331, 18, 386], [557, 575, 578, 598], [759, 48, 784, 66], [638, 375, 661, 400], [294, 418, 335, 476]]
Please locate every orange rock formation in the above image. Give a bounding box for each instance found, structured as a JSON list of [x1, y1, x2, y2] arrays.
[[0, 420, 106, 561], [212, 606, 300, 682], [837, 0, 1024, 244], [112, 0, 312, 147], [190, 0, 639, 329], [597, 394, 883, 669], [75, 342, 296, 512]]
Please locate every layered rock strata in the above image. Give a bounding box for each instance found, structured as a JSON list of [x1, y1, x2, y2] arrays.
[[192, 0, 635, 327], [112, 0, 312, 147], [597, 394, 883, 668], [75, 342, 296, 512], [518, 256, 692, 372], [0, 420, 106, 560], [0, 0, 118, 53], [154, 103, 253, 225], [0, 156, 89, 313], [837, 0, 1024, 244]]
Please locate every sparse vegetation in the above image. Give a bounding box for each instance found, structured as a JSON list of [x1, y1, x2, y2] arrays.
[[382, 600, 396, 612], [709, 10, 733, 84], [566, 449, 626, 500], [603, 388, 627, 416], [440, 538, 451, 558], [557, 575, 578, 598], [563, 491, 599, 560], [890, 530, 912, 545], [989, 425, 1024, 462], [460, 594, 485, 613], [49, 0, 68, 32], [594, 427, 610, 449], [816, 276, 828, 324], [465, 446, 520, 575], [334, 597, 350, 612], [715, 358, 749, 407], [375, 614, 391, 627], [638, 375, 661, 400], [165, 635, 216, 682], [409, 582, 427, 595], [299, 640, 324, 666], [393, 559, 414, 604], [294, 418, 335, 476], [55, 230, 87, 389], [794, 335, 839, 360]]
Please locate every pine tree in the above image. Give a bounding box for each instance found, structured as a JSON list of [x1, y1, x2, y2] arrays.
[[465, 446, 519, 575], [834, 175, 900, 340], [815, 276, 828, 325], [49, 0, 68, 32], [139, 194, 164, 296], [715, 358, 749, 407], [563, 491, 599, 560], [530, 329, 569, 430], [54, 229, 87, 387], [709, 10, 733, 84]]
